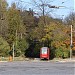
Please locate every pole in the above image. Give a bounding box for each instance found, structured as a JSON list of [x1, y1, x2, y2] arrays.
[[16, 30, 17, 46], [70, 25, 72, 60], [42, 4, 46, 25], [13, 43, 15, 61]]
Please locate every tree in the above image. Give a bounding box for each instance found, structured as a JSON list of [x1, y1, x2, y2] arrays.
[[31, 0, 57, 25], [20, 9, 37, 39], [7, 3, 26, 50], [65, 12, 75, 28], [0, 0, 8, 37], [15, 38, 29, 57]]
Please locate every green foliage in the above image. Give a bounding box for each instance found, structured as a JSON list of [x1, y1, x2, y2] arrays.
[[0, 0, 8, 36], [55, 46, 69, 58], [0, 36, 10, 56], [0, 0, 74, 58], [15, 39, 29, 57], [6, 3, 26, 49], [55, 47, 63, 58], [62, 50, 69, 58]]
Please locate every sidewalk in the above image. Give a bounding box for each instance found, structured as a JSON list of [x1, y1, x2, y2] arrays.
[[0, 61, 8, 62], [29, 58, 75, 63], [0, 58, 75, 63], [53, 58, 75, 62]]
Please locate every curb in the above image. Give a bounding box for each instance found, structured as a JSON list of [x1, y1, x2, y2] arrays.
[[0, 61, 8, 62], [51, 58, 75, 63]]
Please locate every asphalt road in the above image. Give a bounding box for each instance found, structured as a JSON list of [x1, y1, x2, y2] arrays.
[[0, 61, 75, 75]]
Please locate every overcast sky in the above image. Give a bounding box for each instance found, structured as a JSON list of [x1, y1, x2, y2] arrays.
[[7, 0, 74, 18]]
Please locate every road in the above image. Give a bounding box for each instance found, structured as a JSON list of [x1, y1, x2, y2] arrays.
[[0, 61, 75, 75]]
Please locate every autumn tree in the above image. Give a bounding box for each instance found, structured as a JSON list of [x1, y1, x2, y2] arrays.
[[6, 3, 28, 56], [0, 0, 10, 57], [0, 0, 8, 37]]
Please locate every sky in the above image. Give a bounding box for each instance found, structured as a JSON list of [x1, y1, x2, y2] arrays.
[[7, 0, 74, 19]]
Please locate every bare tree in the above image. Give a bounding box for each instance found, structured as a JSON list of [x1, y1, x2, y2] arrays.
[[65, 12, 75, 26], [31, 0, 60, 16], [31, 0, 59, 25]]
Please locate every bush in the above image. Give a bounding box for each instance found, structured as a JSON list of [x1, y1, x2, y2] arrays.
[[50, 47, 56, 59], [55, 46, 69, 58], [62, 50, 69, 58], [0, 37, 10, 57], [55, 47, 63, 58]]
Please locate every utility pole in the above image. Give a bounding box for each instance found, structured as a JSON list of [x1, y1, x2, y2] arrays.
[[70, 25, 73, 60], [16, 30, 17, 46], [40, 4, 64, 25], [13, 43, 15, 61]]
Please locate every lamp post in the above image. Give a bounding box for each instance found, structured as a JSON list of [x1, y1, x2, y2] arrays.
[[13, 43, 15, 61], [70, 25, 73, 60]]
